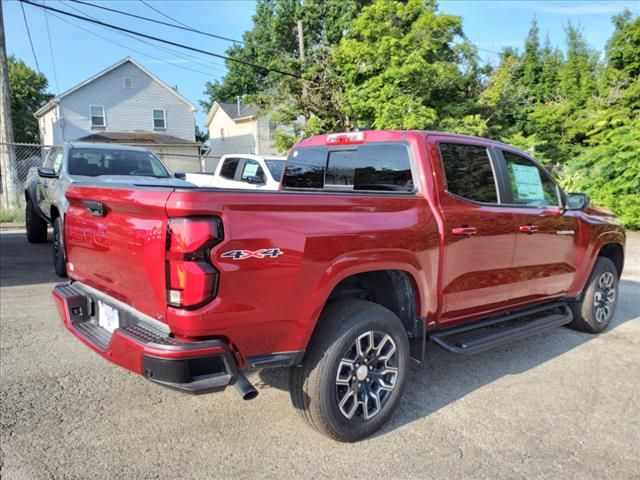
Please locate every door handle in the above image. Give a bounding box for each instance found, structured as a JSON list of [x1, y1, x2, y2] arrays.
[[83, 200, 106, 217], [519, 224, 539, 234], [452, 226, 477, 236]]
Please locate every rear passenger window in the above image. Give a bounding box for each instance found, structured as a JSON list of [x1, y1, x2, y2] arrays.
[[220, 158, 241, 180], [439, 143, 498, 204], [283, 143, 413, 192]]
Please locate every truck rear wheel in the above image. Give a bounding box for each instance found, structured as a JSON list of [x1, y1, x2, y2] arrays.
[[568, 257, 619, 333], [53, 217, 67, 278], [26, 198, 48, 243], [289, 300, 410, 442]]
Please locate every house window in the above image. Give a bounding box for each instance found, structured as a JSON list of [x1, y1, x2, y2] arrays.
[[153, 109, 166, 129], [90, 105, 105, 128], [124, 77, 133, 88]]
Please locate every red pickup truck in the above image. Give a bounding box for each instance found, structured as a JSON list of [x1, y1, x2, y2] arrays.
[[53, 130, 625, 441]]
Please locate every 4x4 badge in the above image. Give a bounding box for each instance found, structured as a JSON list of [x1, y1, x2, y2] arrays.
[[221, 248, 284, 260]]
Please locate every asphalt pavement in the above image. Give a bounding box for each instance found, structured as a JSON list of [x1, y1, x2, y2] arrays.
[[1, 229, 639, 479]]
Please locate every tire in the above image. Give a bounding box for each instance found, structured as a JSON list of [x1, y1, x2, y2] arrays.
[[289, 300, 410, 442], [25, 198, 48, 243], [568, 257, 619, 333], [53, 216, 67, 278]]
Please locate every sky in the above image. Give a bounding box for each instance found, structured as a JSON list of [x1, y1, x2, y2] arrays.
[[4, 0, 640, 127]]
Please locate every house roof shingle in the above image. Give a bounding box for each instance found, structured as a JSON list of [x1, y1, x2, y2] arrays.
[[74, 131, 199, 145], [217, 102, 258, 120]]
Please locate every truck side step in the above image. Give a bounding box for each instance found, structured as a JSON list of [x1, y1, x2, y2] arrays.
[[430, 301, 573, 355]]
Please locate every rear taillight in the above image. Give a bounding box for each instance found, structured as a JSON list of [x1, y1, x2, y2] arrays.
[[166, 217, 222, 309]]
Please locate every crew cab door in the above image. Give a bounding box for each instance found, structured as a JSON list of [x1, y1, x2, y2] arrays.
[[432, 139, 517, 324], [495, 148, 580, 304], [215, 157, 268, 189]]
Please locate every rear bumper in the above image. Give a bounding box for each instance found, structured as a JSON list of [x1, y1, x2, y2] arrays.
[[52, 282, 240, 394]]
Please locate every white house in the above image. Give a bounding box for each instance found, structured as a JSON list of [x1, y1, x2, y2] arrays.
[[204, 99, 282, 171], [34, 57, 202, 172]]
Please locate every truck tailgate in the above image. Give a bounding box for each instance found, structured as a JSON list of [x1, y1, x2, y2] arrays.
[[64, 185, 172, 322]]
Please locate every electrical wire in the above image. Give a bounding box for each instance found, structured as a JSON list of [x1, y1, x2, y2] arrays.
[[68, 0, 246, 45], [46, 10, 227, 79], [20, 1, 41, 73], [59, 0, 228, 75], [20, 0, 303, 79], [138, 0, 197, 30], [43, 3, 60, 92]]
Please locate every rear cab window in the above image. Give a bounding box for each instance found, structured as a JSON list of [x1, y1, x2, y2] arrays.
[[283, 143, 414, 193], [67, 148, 170, 177]]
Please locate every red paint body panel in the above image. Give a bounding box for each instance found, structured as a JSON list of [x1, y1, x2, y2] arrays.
[[58, 130, 625, 372], [52, 289, 226, 375]]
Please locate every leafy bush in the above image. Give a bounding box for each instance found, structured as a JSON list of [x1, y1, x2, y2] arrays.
[[562, 119, 640, 229]]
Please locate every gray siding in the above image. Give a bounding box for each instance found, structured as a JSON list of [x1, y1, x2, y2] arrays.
[[58, 62, 195, 143]]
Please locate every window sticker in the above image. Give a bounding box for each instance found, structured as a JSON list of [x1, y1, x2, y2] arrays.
[[53, 153, 63, 173], [510, 163, 544, 200], [243, 162, 259, 177]]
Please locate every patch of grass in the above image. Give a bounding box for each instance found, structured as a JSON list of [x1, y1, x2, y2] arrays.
[[0, 202, 25, 223]]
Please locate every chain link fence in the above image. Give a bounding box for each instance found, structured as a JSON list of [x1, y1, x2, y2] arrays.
[[0, 143, 222, 220], [0, 143, 52, 218]]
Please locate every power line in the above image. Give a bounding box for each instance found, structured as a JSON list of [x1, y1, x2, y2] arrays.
[[68, 0, 246, 45], [20, 1, 40, 73], [46, 10, 227, 79], [43, 5, 60, 92], [59, 0, 228, 76], [20, 0, 302, 79], [138, 0, 194, 30]]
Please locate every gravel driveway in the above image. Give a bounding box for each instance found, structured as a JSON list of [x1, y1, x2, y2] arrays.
[[1, 229, 639, 479]]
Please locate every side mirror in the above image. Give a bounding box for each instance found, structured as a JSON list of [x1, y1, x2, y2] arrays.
[[245, 175, 265, 185], [174, 172, 186, 180], [566, 192, 589, 210], [37, 167, 58, 179]]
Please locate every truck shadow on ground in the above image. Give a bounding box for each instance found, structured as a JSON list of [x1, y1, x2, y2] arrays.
[[0, 231, 59, 288], [256, 278, 639, 438]]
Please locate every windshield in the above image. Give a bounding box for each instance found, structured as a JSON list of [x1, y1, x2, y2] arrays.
[[68, 147, 171, 178], [264, 159, 285, 182]]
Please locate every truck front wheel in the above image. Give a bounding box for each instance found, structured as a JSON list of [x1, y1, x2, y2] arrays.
[[26, 198, 48, 243], [568, 257, 619, 333], [53, 217, 67, 278], [289, 300, 410, 442]]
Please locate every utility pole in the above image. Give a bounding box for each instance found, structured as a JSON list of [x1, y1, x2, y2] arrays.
[[297, 20, 306, 126], [297, 20, 305, 63], [0, 0, 18, 210]]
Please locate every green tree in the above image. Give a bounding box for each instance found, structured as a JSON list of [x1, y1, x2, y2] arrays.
[[519, 18, 543, 101], [7, 56, 52, 143], [563, 118, 640, 229], [200, 0, 371, 112], [333, 0, 484, 131], [559, 24, 598, 107]]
